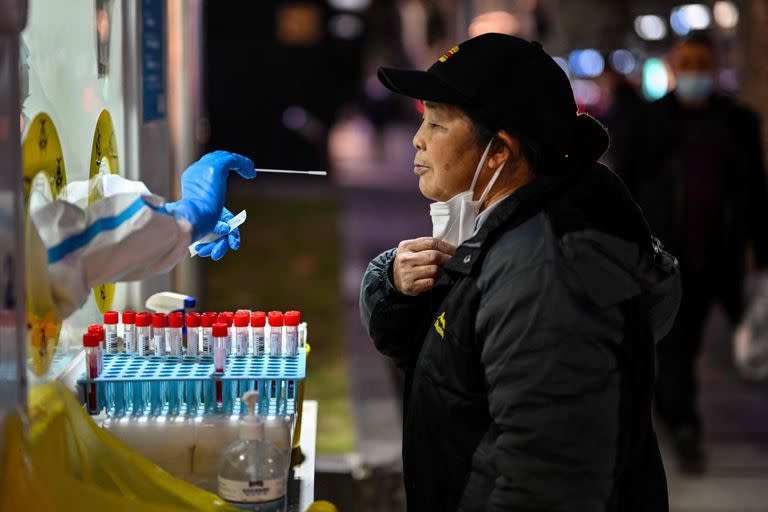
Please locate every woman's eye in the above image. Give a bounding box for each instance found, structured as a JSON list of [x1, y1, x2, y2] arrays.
[[428, 123, 441, 129]]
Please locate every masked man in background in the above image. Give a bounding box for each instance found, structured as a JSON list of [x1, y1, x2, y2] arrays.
[[626, 32, 768, 474]]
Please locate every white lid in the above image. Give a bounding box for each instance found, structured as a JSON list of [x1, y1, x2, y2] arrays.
[[240, 390, 264, 441]]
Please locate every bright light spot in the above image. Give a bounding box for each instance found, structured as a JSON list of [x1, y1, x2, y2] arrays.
[[572, 80, 601, 106], [553, 56, 569, 76], [634, 15, 668, 41], [643, 58, 669, 100], [138, 416, 148, 424], [468, 11, 520, 38], [282, 106, 308, 130], [328, 0, 371, 11], [610, 49, 637, 75], [568, 49, 604, 78], [156, 416, 167, 423], [671, 4, 712, 35], [329, 14, 364, 39], [714, 1, 739, 29]]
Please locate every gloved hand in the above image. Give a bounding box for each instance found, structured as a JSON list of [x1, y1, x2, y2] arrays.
[[194, 207, 241, 261], [164, 150, 256, 241]]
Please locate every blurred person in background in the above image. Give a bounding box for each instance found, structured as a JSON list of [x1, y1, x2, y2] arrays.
[[360, 33, 680, 511], [595, 63, 647, 189], [632, 32, 768, 474]]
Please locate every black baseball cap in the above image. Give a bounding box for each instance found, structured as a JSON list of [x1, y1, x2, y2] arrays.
[[378, 33, 579, 158]]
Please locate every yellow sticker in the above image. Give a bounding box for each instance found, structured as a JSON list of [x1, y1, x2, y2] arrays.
[[22, 112, 66, 376], [89, 110, 120, 313], [438, 45, 460, 63]]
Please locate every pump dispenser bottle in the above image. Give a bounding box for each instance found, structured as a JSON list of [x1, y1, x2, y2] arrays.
[[218, 391, 288, 511]]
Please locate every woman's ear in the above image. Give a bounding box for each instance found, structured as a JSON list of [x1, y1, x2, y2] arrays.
[[489, 131, 517, 168]]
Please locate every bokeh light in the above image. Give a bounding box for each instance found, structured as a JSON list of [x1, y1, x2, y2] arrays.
[[714, 1, 739, 29], [643, 57, 669, 100], [568, 49, 604, 78], [634, 15, 668, 41], [610, 49, 637, 75]]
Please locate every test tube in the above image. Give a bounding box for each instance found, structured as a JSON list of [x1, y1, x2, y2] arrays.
[[152, 313, 167, 356], [84, 332, 102, 414], [212, 322, 228, 403], [219, 312, 234, 354], [123, 311, 137, 353], [88, 325, 105, 372], [103, 311, 119, 354], [186, 312, 200, 357], [284, 311, 300, 357], [251, 311, 266, 356], [136, 313, 152, 356], [268, 311, 284, 356], [234, 313, 250, 356], [168, 313, 183, 356], [201, 313, 216, 355]]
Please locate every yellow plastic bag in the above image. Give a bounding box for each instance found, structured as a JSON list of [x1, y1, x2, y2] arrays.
[[1, 381, 238, 512]]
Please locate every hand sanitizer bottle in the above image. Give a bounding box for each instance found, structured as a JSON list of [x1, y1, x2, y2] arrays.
[[218, 390, 289, 511]]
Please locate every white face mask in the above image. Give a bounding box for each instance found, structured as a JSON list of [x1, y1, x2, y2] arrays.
[[430, 138, 506, 246]]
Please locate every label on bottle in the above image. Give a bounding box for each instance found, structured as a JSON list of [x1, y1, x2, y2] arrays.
[[187, 332, 199, 356], [202, 332, 211, 354], [169, 333, 182, 356], [285, 331, 298, 356], [253, 333, 265, 356], [270, 331, 281, 356], [106, 331, 118, 353], [234, 333, 246, 356], [153, 334, 165, 355], [139, 334, 151, 356], [218, 476, 286, 504], [125, 330, 135, 353]]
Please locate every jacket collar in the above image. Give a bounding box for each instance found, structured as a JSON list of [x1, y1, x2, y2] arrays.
[[444, 174, 566, 276]]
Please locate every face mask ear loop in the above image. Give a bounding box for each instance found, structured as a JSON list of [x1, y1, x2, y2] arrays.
[[469, 138, 496, 193], [478, 160, 506, 206]]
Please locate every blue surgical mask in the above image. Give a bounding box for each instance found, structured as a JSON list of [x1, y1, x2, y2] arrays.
[[675, 73, 714, 103]]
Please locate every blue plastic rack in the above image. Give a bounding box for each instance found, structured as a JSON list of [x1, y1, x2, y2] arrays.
[[78, 347, 307, 417]]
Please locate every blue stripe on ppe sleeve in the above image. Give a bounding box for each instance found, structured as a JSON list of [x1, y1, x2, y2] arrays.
[[47, 197, 169, 264]]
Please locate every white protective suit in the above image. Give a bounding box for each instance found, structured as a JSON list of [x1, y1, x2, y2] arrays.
[[27, 174, 192, 319]]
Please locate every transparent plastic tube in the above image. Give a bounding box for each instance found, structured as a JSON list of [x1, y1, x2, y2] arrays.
[[84, 332, 102, 414], [152, 313, 167, 356], [234, 314, 250, 356], [284, 311, 300, 357], [268, 312, 283, 356], [186, 312, 200, 358], [103, 311, 119, 354], [123, 311, 136, 353], [88, 325, 105, 372], [168, 313, 183, 356], [213, 323, 228, 404], [136, 313, 152, 356], [251, 312, 266, 356], [201, 313, 216, 355]]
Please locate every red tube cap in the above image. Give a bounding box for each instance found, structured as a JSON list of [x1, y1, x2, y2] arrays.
[[186, 312, 201, 328], [284, 311, 301, 327], [268, 311, 284, 327], [212, 323, 228, 338], [88, 324, 105, 341], [169, 314, 183, 328], [251, 311, 266, 328], [234, 314, 249, 328], [104, 311, 119, 324], [201, 314, 215, 328], [152, 314, 167, 328], [136, 313, 152, 327], [83, 332, 100, 347], [122, 311, 136, 324]]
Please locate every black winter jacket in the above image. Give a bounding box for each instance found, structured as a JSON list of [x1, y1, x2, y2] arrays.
[[360, 163, 680, 511], [630, 93, 768, 319]]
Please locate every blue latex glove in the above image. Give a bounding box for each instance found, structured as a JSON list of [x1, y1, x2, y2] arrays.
[[194, 207, 240, 260], [164, 150, 256, 241]]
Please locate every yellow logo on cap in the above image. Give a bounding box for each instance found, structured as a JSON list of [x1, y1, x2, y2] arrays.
[[438, 46, 459, 63], [434, 311, 446, 338]]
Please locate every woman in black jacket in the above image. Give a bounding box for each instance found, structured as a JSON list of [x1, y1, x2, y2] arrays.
[[359, 33, 681, 511]]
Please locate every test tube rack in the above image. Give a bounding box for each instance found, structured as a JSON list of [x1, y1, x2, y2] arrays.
[[78, 348, 306, 418]]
